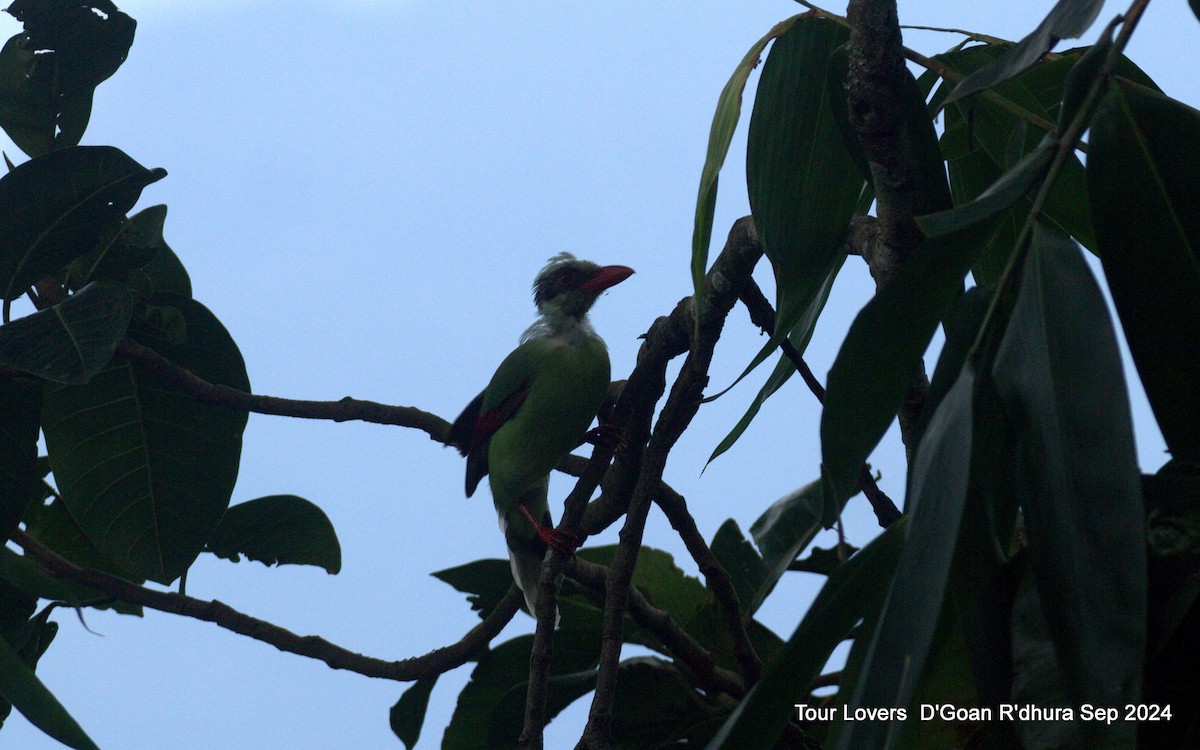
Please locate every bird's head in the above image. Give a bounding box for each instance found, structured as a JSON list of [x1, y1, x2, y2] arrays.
[[532, 253, 634, 320]]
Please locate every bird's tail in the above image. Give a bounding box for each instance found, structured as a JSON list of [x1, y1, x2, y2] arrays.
[[504, 532, 561, 627]]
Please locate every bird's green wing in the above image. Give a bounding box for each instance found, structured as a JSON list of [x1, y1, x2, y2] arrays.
[[447, 340, 547, 496]]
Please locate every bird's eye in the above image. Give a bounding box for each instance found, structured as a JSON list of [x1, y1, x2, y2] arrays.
[[555, 269, 578, 286]]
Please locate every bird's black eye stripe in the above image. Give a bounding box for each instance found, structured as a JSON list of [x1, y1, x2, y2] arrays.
[[555, 269, 578, 286]]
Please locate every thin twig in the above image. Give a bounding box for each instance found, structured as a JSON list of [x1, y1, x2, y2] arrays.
[[11, 529, 520, 681], [737, 279, 902, 526]]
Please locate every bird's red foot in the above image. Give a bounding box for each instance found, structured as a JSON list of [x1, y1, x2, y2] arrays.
[[519, 503, 579, 556], [580, 424, 624, 452]]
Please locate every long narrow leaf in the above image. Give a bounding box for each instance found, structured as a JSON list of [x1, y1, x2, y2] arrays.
[[0, 635, 100, 750]]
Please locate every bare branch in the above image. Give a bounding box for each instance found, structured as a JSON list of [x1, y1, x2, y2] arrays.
[[11, 529, 519, 682], [737, 278, 902, 526], [576, 217, 763, 750]]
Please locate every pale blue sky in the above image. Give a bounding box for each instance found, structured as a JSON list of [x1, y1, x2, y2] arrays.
[[3, 1, 1192, 748]]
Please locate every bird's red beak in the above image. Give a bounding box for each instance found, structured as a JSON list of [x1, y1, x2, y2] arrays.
[[580, 265, 634, 294]]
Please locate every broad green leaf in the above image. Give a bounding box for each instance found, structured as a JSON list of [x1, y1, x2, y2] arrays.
[[710, 519, 767, 617], [747, 479, 823, 611], [918, 137, 1053, 239], [0, 146, 165, 300], [610, 657, 723, 747], [0, 376, 39, 539], [821, 219, 997, 516], [0, 633, 99, 750], [835, 369, 975, 750], [431, 559, 514, 619], [65, 205, 183, 293], [488, 669, 598, 748], [443, 633, 599, 750], [0, 0, 135, 156], [992, 229, 1144, 745], [21, 496, 145, 610], [42, 296, 249, 584], [945, 0, 1105, 104], [703, 520, 907, 750], [1088, 81, 1200, 464], [914, 285, 992, 443], [691, 14, 802, 301], [0, 281, 132, 384], [747, 17, 862, 344], [204, 495, 341, 574], [390, 676, 437, 750]]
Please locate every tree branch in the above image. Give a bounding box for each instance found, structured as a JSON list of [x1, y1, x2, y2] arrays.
[[737, 278, 902, 526], [845, 0, 931, 466], [576, 217, 763, 750], [10, 529, 519, 682]]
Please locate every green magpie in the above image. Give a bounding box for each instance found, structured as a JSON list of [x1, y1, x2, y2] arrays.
[[448, 253, 634, 619]]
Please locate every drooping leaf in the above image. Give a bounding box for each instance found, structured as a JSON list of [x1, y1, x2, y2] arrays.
[[0, 146, 165, 300], [991, 228, 1144, 746], [431, 559, 515, 620], [0, 633, 99, 750], [691, 14, 802, 302], [64, 204, 182, 293], [390, 676, 437, 750], [0, 376, 40, 540], [0, 281, 132, 384], [1088, 80, 1200, 464], [747, 16, 863, 345], [747, 479, 823, 611], [0, 0, 136, 156], [835, 369, 975, 749], [821, 219, 998, 517], [916, 137, 1053, 238], [914, 284, 992, 443], [42, 296, 249, 584], [945, 0, 1105, 103], [703, 520, 907, 750], [710, 519, 767, 617], [204, 495, 341, 574]]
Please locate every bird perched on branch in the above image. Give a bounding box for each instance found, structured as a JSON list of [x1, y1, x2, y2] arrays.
[[448, 253, 634, 620]]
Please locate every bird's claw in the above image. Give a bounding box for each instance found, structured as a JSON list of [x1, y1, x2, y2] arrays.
[[581, 424, 624, 452], [519, 503, 579, 556]]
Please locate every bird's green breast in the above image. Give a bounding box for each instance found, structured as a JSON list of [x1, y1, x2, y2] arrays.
[[486, 334, 610, 503]]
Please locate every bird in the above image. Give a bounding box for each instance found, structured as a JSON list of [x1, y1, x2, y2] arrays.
[[447, 253, 634, 621]]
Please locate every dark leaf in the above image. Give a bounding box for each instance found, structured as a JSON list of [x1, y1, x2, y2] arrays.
[[916, 137, 1053, 238], [390, 677, 437, 750], [611, 657, 722, 748], [0, 632, 99, 750], [65, 204, 174, 290], [788, 544, 857, 576], [710, 520, 767, 617], [488, 669, 598, 748], [0, 0, 136, 155], [205, 495, 341, 574], [945, 0, 1105, 103], [821, 219, 998, 516], [835, 369, 975, 749], [431, 559, 514, 620], [747, 17, 863, 344], [0, 146, 165, 300], [0, 280, 132, 383], [747, 479, 823, 609], [703, 520, 906, 750], [42, 296, 249, 584], [991, 229, 1144, 745], [691, 14, 803, 304], [1088, 80, 1200, 464], [0, 375, 40, 540]]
